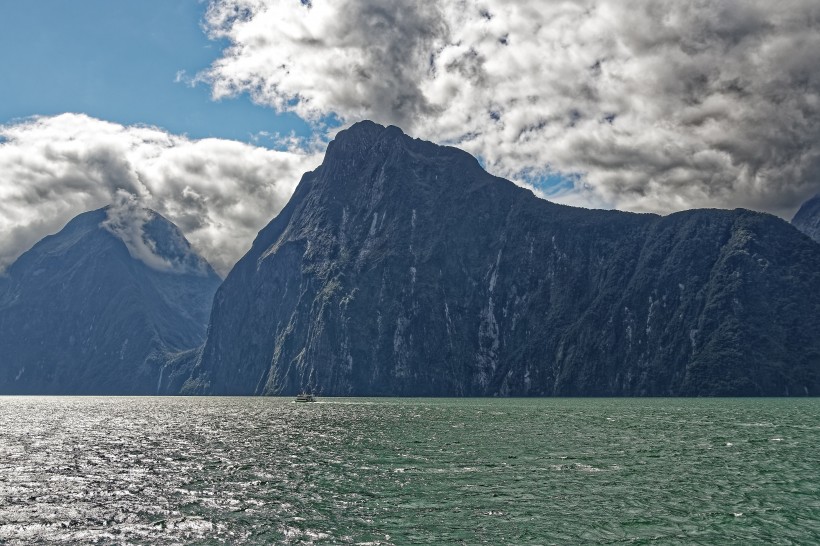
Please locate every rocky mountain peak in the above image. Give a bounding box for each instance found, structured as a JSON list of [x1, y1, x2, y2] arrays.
[[312, 121, 488, 213], [792, 193, 820, 243], [101, 195, 216, 277], [0, 206, 221, 394]]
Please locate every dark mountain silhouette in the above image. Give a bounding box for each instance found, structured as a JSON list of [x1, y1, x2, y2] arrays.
[[0, 207, 221, 394], [181, 121, 820, 396]]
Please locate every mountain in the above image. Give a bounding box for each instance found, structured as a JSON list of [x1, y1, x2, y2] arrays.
[[0, 207, 221, 394], [791, 194, 820, 243], [182, 121, 820, 397]]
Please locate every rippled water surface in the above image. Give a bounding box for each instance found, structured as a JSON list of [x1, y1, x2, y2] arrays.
[[0, 397, 818, 544]]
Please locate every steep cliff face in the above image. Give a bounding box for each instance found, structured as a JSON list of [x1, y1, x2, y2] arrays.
[[184, 121, 820, 396], [0, 208, 221, 394], [792, 194, 820, 243]]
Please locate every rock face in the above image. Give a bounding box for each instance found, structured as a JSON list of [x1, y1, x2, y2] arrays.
[[0, 207, 221, 394], [184, 121, 820, 396], [792, 194, 820, 243]]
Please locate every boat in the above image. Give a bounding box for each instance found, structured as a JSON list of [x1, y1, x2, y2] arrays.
[[295, 392, 315, 402]]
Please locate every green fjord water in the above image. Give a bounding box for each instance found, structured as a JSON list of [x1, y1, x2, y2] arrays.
[[0, 397, 818, 545]]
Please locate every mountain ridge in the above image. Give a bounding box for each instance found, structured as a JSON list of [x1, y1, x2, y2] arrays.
[[0, 206, 221, 394], [182, 121, 820, 396]]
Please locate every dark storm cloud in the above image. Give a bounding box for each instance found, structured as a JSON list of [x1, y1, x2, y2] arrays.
[[204, 0, 820, 216], [204, 0, 448, 129]]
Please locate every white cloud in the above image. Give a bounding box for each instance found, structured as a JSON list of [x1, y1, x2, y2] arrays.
[[202, 0, 820, 217], [102, 190, 178, 273], [0, 113, 322, 275], [101, 190, 215, 276]]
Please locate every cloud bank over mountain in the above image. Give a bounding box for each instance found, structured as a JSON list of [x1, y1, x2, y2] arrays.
[[0, 113, 321, 275], [4, 2, 818, 274], [202, 0, 820, 216]]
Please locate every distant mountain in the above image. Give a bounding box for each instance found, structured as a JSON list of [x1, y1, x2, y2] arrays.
[[182, 121, 820, 396], [791, 194, 820, 243], [0, 207, 221, 394]]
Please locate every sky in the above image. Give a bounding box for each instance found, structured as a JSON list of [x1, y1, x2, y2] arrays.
[[1, 0, 819, 276], [0, 0, 310, 141]]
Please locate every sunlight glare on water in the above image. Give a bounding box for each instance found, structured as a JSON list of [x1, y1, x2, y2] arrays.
[[0, 397, 818, 544]]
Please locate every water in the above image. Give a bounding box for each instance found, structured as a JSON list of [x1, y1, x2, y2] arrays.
[[0, 397, 818, 545]]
